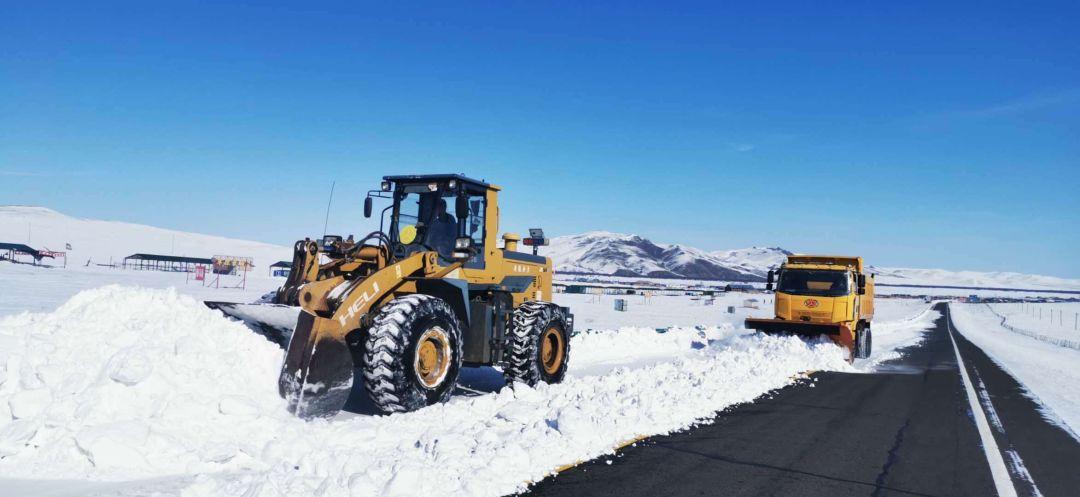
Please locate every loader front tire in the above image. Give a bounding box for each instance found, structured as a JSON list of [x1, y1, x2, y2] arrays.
[[503, 301, 570, 386], [362, 295, 463, 413]]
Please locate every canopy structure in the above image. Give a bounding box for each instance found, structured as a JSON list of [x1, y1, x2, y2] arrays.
[[123, 253, 212, 272], [0, 242, 53, 265]]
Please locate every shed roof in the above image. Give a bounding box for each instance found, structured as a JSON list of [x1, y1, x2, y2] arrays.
[[124, 253, 213, 265], [0, 243, 47, 259]]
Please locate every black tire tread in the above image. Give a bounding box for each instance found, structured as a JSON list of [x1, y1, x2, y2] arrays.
[[503, 301, 570, 386], [361, 294, 463, 413]]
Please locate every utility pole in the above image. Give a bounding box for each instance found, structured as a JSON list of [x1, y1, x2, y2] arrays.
[[322, 181, 336, 238]]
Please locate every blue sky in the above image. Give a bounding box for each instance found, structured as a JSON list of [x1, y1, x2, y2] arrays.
[[2, 1, 1078, 276]]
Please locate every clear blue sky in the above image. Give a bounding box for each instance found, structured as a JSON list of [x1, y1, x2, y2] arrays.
[[2, 1, 1078, 277]]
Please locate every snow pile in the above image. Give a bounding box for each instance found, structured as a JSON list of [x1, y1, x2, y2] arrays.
[[0, 286, 284, 473], [0, 286, 855, 496], [855, 305, 941, 370]]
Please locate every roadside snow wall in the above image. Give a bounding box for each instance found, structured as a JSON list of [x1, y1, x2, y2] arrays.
[[1, 286, 853, 496]]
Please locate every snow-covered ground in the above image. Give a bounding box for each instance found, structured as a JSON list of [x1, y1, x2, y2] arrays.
[[0, 206, 984, 496], [0, 206, 290, 271], [0, 264, 280, 317], [949, 303, 1080, 440], [0, 282, 937, 497], [985, 302, 1080, 345]]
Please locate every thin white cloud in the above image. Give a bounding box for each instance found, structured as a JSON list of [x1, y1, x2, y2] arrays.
[[0, 169, 101, 177], [0, 170, 48, 177], [944, 89, 1080, 120]]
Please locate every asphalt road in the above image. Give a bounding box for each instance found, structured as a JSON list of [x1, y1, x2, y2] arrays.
[[525, 303, 1080, 497]]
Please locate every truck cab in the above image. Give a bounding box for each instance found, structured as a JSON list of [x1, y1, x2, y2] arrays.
[[747, 255, 875, 361]]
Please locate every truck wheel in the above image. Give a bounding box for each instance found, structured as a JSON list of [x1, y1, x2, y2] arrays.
[[362, 294, 463, 413], [863, 326, 873, 358], [855, 324, 872, 359], [504, 301, 570, 386]]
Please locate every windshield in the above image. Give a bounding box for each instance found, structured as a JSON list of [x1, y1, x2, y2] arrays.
[[393, 188, 459, 259], [776, 269, 850, 297]]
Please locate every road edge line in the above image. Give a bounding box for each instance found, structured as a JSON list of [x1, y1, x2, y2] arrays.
[[945, 304, 1019, 497]]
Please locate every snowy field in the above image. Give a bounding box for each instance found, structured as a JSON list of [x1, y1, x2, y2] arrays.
[[985, 302, 1080, 344], [0, 269, 937, 496], [950, 304, 1080, 439], [0, 264, 280, 317]]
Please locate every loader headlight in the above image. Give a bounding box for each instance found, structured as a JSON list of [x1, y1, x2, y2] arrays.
[[452, 237, 473, 260], [381, 180, 391, 191]]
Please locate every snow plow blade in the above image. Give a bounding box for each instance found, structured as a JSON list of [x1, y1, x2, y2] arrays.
[[278, 311, 354, 419], [203, 301, 300, 347], [744, 318, 855, 359]]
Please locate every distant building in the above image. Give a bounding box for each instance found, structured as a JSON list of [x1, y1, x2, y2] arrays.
[[270, 261, 291, 277]]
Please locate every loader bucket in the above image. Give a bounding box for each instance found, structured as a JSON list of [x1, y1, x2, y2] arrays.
[[744, 318, 855, 362], [204, 301, 300, 347], [278, 311, 354, 419]]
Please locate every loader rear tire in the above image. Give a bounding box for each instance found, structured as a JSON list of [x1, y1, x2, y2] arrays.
[[362, 294, 464, 414], [503, 301, 570, 386]]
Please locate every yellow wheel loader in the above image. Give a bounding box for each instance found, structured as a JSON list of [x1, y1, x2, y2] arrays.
[[211, 174, 573, 418], [744, 255, 874, 362]]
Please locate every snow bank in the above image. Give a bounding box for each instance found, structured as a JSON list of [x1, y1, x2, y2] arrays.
[[855, 305, 941, 371], [0, 286, 284, 475], [0, 286, 856, 496]]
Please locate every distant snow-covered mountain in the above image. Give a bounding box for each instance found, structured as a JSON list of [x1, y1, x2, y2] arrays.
[[540, 230, 1080, 291], [0, 206, 290, 272], [4, 207, 1077, 292], [540, 231, 767, 281], [711, 246, 793, 275]]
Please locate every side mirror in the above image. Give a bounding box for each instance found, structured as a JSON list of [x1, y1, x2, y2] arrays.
[[363, 197, 373, 218], [765, 270, 774, 291], [857, 274, 867, 295]]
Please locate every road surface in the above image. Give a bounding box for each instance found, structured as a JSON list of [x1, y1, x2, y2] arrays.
[[525, 303, 1080, 497]]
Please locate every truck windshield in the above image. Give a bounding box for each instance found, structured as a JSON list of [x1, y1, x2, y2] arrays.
[[776, 270, 849, 297]]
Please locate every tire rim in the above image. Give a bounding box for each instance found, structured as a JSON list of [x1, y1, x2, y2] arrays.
[[414, 326, 452, 389], [540, 327, 565, 375]]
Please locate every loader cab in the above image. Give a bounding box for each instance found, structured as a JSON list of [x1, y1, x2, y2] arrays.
[[380, 174, 491, 269]]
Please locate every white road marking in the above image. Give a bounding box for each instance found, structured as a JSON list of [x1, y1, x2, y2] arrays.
[[971, 347, 1044, 496], [946, 306, 1019, 497], [1005, 450, 1045, 497]]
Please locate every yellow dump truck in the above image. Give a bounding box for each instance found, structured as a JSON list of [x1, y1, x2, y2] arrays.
[[745, 255, 874, 361]]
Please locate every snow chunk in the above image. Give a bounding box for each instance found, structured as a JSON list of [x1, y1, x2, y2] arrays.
[[0, 419, 39, 456], [75, 421, 150, 469], [106, 348, 154, 386], [8, 389, 51, 419]]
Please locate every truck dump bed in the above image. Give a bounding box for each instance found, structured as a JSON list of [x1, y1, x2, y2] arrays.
[[786, 255, 863, 272]]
